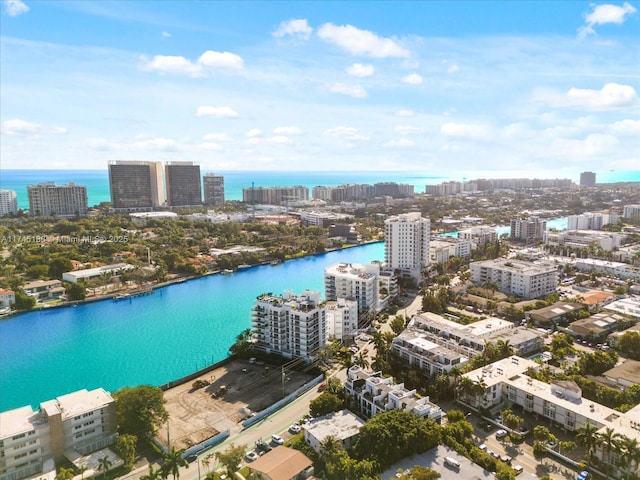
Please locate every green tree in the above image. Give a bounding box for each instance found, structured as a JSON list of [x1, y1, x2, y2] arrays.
[[353, 352, 370, 370], [97, 455, 112, 480], [14, 290, 36, 310], [620, 436, 640, 478], [618, 331, 640, 361], [494, 471, 516, 480], [78, 464, 88, 480], [228, 328, 255, 358], [310, 392, 343, 417], [140, 465, 162, 480], [55, 468, 75, 480], [390, 315, 406, 335], [214, 443, 245, 477], [114, 434, 137, 470], [598, 427, 622, 475], [65, 281, 86, 301], [48, 257, 73, 279], [576, 422, 600, 469], [161, 447, 188, 480], [396, 466, 440, 480], [113, 385, 169, 437]]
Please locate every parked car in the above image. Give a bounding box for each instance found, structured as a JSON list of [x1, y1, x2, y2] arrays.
[[289, 424, 301, 434], [478, 443, 487, 451], [255, 440, 272, 454], [496, 429, 508, 439], [245, 451, 259, 462], [514, 465, 523, 474], [271, 434, 284, 445]]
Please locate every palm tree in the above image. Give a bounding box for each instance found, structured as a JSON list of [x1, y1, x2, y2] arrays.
[[97, 455, 112, 480], [161, 447, 188, 480], [78, 464, 88, 480], [140, 465, 162, 480], [620, 436, 640, 479], [353, 352, 369, 370], [598, 427, 623, 477], [496, 339, 514, 359], [576, 422, 600, 470]]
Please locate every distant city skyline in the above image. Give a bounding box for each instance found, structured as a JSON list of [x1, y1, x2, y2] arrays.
[[1, 1, 638, 172]]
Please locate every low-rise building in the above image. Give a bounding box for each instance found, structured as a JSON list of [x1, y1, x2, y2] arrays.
[[525, 302, 584, 327], [0, 288, 15, 308], [302, 409, 365, 453], [608, 323, 640, 348], [248, 446, 314, 480], [21, 280, 65, 302], [0, 388, 116, 480], [344, 366, 442, 421], [458, 226, 498, 249], [62, 263, 135, 284], [544, 230, 623, 251], [604, 297, 640, 320], [602, 360, 640, 390], [470, 258, 557, 299], [429, 237, 472, 264], [567, 312, 624, 341]]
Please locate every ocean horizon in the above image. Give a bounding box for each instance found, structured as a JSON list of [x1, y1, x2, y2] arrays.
[[1, 169, 639, 211]]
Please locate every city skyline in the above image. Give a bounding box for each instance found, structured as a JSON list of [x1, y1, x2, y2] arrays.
[[1, 1, 639, 172]]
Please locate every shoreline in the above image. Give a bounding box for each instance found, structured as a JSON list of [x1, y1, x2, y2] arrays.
[[3, 240, 385, 319]]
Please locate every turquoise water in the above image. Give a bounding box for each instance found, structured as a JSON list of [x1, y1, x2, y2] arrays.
[[0, 242, 384, 411], [2, 170, 638, 211]]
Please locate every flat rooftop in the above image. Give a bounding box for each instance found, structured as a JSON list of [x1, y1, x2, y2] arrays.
[[0, 406, 42, 439], [304, 409, 365, 442]]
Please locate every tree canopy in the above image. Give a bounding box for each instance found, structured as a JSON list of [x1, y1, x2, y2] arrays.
[[310, 392, 344, 417], [113, 385, 169, 437]]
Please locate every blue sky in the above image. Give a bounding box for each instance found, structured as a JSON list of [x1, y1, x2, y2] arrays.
[[1, 1, 638, 173]]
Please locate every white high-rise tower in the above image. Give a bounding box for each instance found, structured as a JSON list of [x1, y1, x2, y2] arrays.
[[384, 212, 430, 284]]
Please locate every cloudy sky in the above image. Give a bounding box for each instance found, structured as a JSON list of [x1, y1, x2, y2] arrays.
[[1, 0, 638, 173]]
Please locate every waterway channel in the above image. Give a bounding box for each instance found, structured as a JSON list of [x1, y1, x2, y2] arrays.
[[0, 242, 385, 411]]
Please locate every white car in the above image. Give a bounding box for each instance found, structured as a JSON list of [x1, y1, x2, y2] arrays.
[[245, 451, 259, 462], [514, 465, 523, 474], [496, 429, 508, 439], [289, 424, 302, 434], [479, 443, 487, 451], [271, 434, 284, 445]]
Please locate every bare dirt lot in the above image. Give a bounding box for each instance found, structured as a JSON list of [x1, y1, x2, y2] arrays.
[[156, 358, 317, 451]]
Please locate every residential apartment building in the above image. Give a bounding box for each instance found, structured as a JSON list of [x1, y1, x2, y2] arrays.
[[384, 212, 430, 284], [0, 190, 18, 216], [325, 298, 358, 341], [458, 357, 640, 478], [567, 212, 617, 230], [429, 237, 472, 264], [0, 288, 15, 308], [469, 258, 557, 299], [552, 257, 640, 281], [108, 161, 165, 211], [544, 230, 623, 251], [302, 410, 365, 453], [324, 263, 379, 324], [27, 183, 87, 218], [623, 205, 640, 223], [242, 186, 309, 205], [165, 162, 201, 207], [458, 226, 498, 249], [202, 173, 225, 206], [21, 280, 65, 302], [580, 171, 596, 187], [510, 217, 547, 243], [344, 366, 442, 421], [391, 329, 467, 377], [252, 290, 326, 360], [0, 388, 116, 480]]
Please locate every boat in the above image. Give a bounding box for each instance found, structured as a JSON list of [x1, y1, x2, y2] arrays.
[[114, 293, 130, 300], [237, 264, 251, 270], [221, 269, 234, 275], [269, 260, 281, 265]]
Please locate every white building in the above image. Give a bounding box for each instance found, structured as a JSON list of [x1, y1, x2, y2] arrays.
[[510, 217, 546, 243], [325, 298, 358, 341], [544, 230, 623, 251], [623, 204, 640, 222], [21, 280, 65, 302], [62, 263, 135, 284], [458, 226, 498, 249], [429, 237, 472, 264], [0, 288, 15, 308], [252, 290, 327, 360], [552, 257, 640, 281], [567, 212, 617, 231], [384, 212, 430, 284], [0, 388, 117, 480], [470, 258, 557, 299], [27, 182, 88, 218], [458, 357, 640, 478], [0, 190, 18, 216], [302, 410, 365, 453], [324, 263, 379, 324], [344, 366, 443, 421]]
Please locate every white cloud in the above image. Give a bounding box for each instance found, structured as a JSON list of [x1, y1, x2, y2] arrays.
[[395, 125, 424, 135], [132, 137, 178, 151], [323, 126, 370, 141], [196, 106, 239, 118], [273, 126, 302, 135], [609, 119, 640, 136], [140, 49, 244, 76], [245, 128, 262, 137], [346, 63, 375, 77], [4, 0, 29, 16], [395, 109, 415, 117], [203, 133, 232, 141], [198, 142, 223, 151], [578, 2, 637, 38], [1, 119, 66, 136], [246, 135, 292, 145], [272, 19, 313, 40], [383, 138, 415, 148], [317, 23, 410, 58], [402, 73, 423, 85], [197, 50, 244, 69], [328, 83, 367, 98], [161, 31, 171, 38], [85, 138, 114, 151], [566, 83, 639, 110], [440, 122, 488, 138], [584, 133, 620, 155]]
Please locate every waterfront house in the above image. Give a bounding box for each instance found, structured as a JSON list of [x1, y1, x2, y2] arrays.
[[21, 280, 65, 302], [0, 288, 15, 308]]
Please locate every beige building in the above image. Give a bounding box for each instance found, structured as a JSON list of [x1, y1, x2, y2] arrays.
[[0, 288, 15, 308], [21, 280, 65, 302], [248, 446, 313, 480], [470, 258, 558, 300], [302, 409, 365, 453]]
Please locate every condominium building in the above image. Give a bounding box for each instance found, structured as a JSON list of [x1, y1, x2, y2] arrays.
[[324, 263, 379, 324], [325, 298, 358, 341], [242, 186, 309, 205], [567, 212, 617, 230], [27, 183, 87, 218], [458, 226, 498, 249], [429, 237, 472, 264], [458, 357, 640, 478], [510, 217, 547, 243], [391, 328, 468, 377], [165, 162, 201, 207], [344, 366, 443, 421], [384, 212, 430, 284], [469, 258, 557, 299], [623, 205, 640, 223], [0, 190, 18, 216], [108, 161, 165, 211], [202, 173, 225, 206], [252, 290, 327, 360], [580, 171, 596, 187], [0, 388, 117, 480], [544, 230, 623, 251]]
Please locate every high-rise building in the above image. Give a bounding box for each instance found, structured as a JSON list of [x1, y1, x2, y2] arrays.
[[384, 212, 430, 284], [252, 290, 326, 360], [27, 182, 88, 217], [623, 205, 640, 223], [203, 173, 225, 205], [0, 189, 18, 216], [165, 162, 201, 207], [580, 171, 596, 187], [108, 161, 165, 211], [241, 186, 309, 205], [510, 216, 547, 243], [324, 262, 379, 325]]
